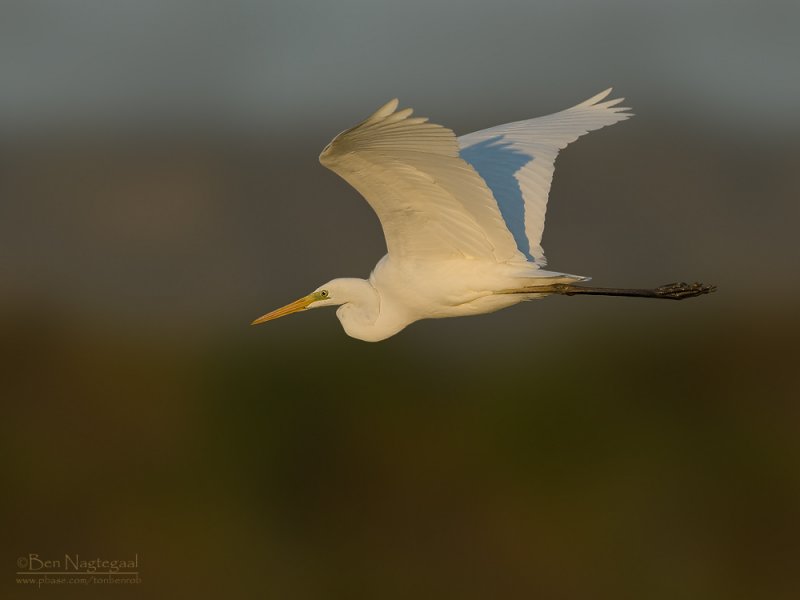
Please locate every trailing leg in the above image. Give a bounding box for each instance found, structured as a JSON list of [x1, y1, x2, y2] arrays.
[[503, 281, 716, 300]]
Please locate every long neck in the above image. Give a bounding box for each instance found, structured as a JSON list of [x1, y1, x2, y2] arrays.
[[334, 278, 382, 340]]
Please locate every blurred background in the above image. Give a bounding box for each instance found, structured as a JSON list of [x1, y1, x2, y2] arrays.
[[2, 1, 799, 598]]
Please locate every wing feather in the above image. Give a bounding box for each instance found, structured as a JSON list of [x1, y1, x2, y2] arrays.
[[458, 88, 632, 265], [320, 100, 523, 262]]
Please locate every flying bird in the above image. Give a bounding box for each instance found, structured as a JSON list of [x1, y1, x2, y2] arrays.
[[252, 89, 714, 342]]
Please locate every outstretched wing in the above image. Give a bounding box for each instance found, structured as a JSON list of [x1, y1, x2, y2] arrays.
[[458, 88, 632, 265], [320, 99, 523, 263]]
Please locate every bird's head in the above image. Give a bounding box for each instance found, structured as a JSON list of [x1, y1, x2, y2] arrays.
[[250, 280, 346, 325]]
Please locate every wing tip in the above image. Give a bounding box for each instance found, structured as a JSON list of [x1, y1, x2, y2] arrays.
[[581, 87, 613, 106], [320, 97, 405, 163], [368, 98, 400, 122], [577, 87, 634, 119]]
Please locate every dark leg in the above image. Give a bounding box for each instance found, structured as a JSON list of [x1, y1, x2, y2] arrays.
[[504, 281, 716, 300]]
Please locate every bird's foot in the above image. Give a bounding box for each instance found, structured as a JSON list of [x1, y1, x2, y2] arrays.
[[654, 282, 716, 300]]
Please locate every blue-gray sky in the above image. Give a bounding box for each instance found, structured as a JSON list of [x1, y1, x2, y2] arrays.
[[2, 0, 799, 139]]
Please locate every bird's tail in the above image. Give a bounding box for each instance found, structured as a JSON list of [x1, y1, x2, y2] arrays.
[[512, 265, 590, 285]]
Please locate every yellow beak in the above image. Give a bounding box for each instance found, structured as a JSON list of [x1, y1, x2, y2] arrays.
[[251, 294, 316, 325]]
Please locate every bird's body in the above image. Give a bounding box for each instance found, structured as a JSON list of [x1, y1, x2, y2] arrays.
[[335, 256, 580, 342], [253, 89, 714, 341]]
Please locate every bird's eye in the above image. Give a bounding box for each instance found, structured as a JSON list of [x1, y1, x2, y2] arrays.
[[320, 290, 329, 298]]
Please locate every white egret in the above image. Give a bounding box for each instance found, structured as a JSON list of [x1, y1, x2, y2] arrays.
[[253, 89, 714, 342]]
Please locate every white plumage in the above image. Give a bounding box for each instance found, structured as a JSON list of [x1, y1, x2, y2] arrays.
[[252, 90, 710, 341]]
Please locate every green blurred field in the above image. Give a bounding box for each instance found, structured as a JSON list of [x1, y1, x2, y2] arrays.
[[3, 297, 798, 599]]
